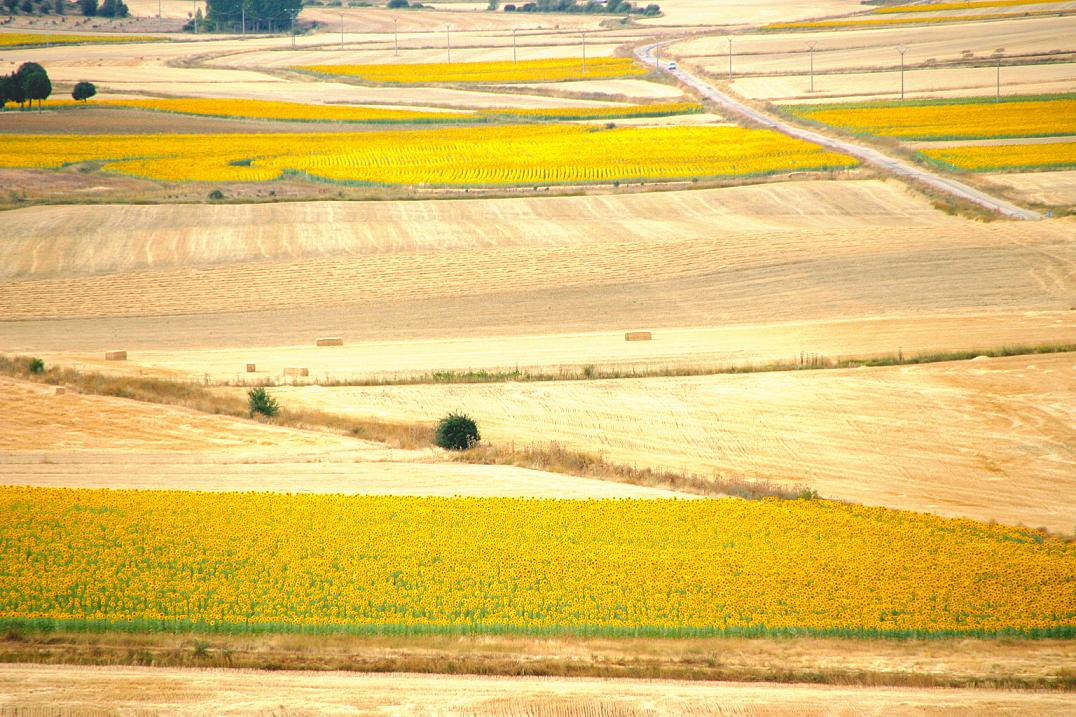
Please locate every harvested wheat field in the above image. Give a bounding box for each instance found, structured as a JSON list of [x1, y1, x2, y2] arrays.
[[2, 665, 1073, 716], [983, 169, 1076, 207], [0, 181, 964, 279], [272, 353, 1076, 533], [29, 312, 1074, 384], [0, 377, 683, 499]]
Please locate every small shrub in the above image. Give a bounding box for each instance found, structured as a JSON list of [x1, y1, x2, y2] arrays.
[[192, 640, 210, 658], [435, 412, 479, 451], [247, 387, 279, 419], [207, 189, 224, 200], [28, 357, 44, 374], [72, 81, 96, 102]]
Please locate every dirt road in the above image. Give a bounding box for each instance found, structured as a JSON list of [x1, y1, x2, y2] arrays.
[[1, 664, 1072, 716], [636, 43, 1043, 220]]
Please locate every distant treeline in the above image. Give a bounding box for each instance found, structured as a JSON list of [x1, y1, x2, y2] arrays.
[[496, 0, 660, 14]]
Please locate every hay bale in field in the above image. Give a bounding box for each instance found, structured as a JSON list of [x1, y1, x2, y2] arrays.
[[283, 367, 309, 377], [54, 386, 66, 396], [316, 337, 344, 347], [104, 350, 127, 361], [624, 331, 652, 342], [246, 363, 257, 373]]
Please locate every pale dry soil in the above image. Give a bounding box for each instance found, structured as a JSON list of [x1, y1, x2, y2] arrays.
[[982, 169, 1076, 208], [1, 664, 1072, 717], [271, 353, 1076, 533], [0, 377, 685, 499], [672, 15, 1076, 103]]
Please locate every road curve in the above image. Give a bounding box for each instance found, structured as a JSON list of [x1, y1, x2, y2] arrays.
[[635, 43, 1043, 221]]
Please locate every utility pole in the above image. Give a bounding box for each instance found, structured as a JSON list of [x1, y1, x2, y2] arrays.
[[512, 28, 517, 63], [241, 5, 245, 38], [446, 24, 451, 63], [339, 12, 344, 51], [806, 41, 816, 93], [723, 36, 731, 81], [897, 45, 908, 100], [393, 16, 399, 56]]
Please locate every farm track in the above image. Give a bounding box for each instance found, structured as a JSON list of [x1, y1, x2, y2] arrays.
[[2, 664, 1074, 716], [636, 44, 1044, 219]]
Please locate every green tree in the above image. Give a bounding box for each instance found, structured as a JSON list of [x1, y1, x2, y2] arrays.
[[247, 387, 279, 418], [2, 74, 27, 109], [79, 0, 95, 15], [435, 412, 480, 451], [72, 81, 96, 102], [16, 62, 51, 110], [54, 0, 65, 14]]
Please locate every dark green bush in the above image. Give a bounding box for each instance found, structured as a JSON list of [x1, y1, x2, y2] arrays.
[[28, 358, 44, 374], [247, 387, 279, 419], [435, 412, 479, 450]]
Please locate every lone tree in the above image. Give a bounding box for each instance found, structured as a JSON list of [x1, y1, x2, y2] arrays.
[[247, 387, 279, 419], [72, 81, 96, 102], [16, 62, 51, 110], [79, 0, 96, 15], [435, 412, 480, 451]]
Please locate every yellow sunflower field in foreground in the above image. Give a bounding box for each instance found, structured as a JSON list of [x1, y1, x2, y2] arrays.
[[1, 488, 1073, 637], [0, 125, 857, 185]]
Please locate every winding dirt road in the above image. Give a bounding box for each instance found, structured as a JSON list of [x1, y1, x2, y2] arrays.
[[635, 43, 1043, 221]]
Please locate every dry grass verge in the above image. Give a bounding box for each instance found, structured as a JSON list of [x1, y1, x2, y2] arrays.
[[0, 355, 432, 449], [454, 442, 809, 500], [220, 343, 1076, 387], [0, 629, 1071, 690]]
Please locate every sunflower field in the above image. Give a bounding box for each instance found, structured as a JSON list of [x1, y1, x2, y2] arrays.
[[0, 488, 1072, 638], [0, 125, 857, 185], [295, 57, 646, 84]]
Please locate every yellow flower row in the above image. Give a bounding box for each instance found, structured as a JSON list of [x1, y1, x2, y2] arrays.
[[873, 0, 1068, 13], [0, 32, 160, 47], [49, 97, 703, 124], [921, 141, 1076, 170], [0, 125, 856, 185], [487, 102, 704, 120], [295, 57, 646, 84], [0, 488, 1072, 636], [765, 10, 1055, 30], [58, 97, 478, 123], [790, 98, 1076, 140]]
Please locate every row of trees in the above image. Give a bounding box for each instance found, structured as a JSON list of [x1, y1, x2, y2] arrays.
[[495, 0, 660, 14], [0, 62, 51, 111], [78, 0, 129, 17], [1, 0, 126, 14], [204, 0, 302, 32]]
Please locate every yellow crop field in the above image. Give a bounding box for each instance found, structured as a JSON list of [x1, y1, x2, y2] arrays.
[[0, 125, 857, 185], [921, 141, 1076, 170], [487, 102, 704, 121], [764, 10, 1055, 29], [0, 32, 160, 47], [60, 97, 479, 124], [1, 487, 1072, 637], [873, 0, 1070, 13], [790, 98, 1076, 139], [296, 57, 646, 84], [51, 98, 702, 124]]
